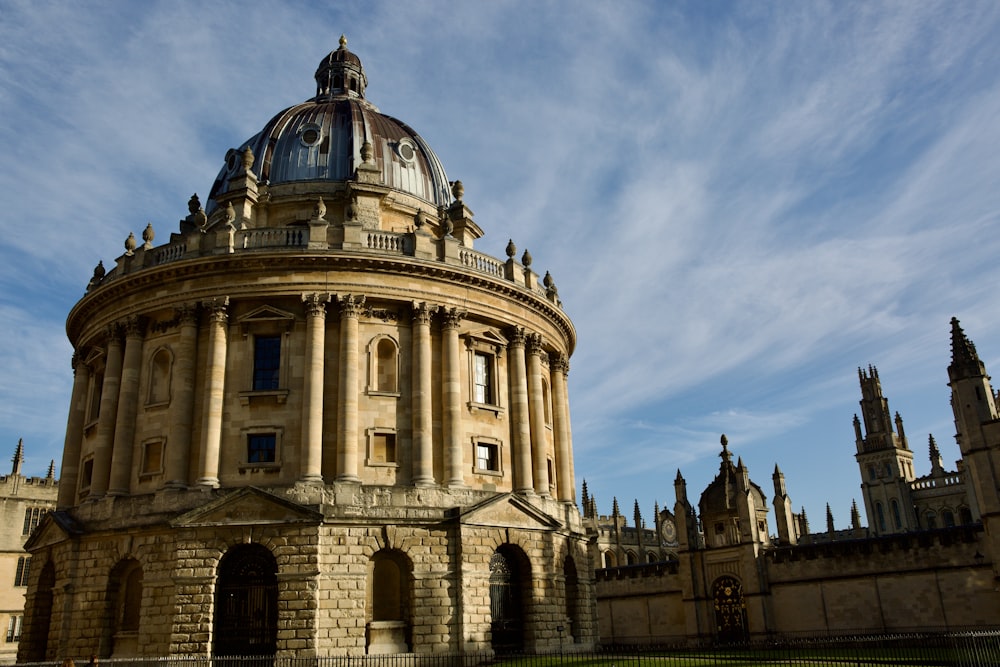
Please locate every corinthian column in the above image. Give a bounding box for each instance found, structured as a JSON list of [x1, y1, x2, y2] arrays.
[[108, 316, 145, 495], [442, 308, 466, 487], [412, 302, 437, 486], [550, 352, 574, 502], [527, 334, 550, 497], [57, 354, 90, 508], [301, 293, 329, 483], [336, 294, 364, 482], [90, 325, 123, 499], [196, 297, 228, 488], [166, 304, 198, 488], [508, 328, 533, 493]]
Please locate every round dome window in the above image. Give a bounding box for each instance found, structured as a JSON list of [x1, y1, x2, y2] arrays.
[[396, 139, 416, 163], [300, 124, 323, 147]]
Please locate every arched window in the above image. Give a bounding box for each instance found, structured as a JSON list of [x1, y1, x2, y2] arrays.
[[891, 499, 902, 529], [542, 377, 551, 425], [646, 551, 658, 563], [602, 550, 616, 568], [214, 544, 277, 658], [625, 550, 638, 565], [943, 509, 956, 527], [876, 502, 886, 532], [147, 348, 172, 405], [925, 511, 937, 529], [960, 507, 973, 525], [333, 74, 342, 89]]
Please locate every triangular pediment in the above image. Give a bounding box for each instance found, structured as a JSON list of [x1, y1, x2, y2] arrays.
[[238, 305, 296, 323], [466, 328, 508, 346], [171, 486, 323, 528], [456, 493, 562, 530], [24, 511, 83, 552]]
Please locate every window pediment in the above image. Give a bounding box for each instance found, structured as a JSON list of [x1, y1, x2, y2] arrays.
[[237, 305, 296, 337]]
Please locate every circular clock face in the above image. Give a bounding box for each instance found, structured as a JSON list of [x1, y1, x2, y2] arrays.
[[661, 519, 677, 542]]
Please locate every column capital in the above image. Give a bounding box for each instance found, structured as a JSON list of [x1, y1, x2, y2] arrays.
[[123, 314, 147, 339], [202, 296, 229, 324], [71, 351, 89, 374], [302, 292, 330, 318], [549, 351, 570, 375], [337, 294, 366, 318], [175, 303, 199, 326], [103, 322, 124, 344], [526, 332, 545, 357], [441, 307, 466, 330], [412, 301, 438, 325], [507, 326, 527, 348]]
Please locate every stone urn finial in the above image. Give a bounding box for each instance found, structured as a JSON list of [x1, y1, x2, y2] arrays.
[[414, 211, 425, 230], [521, 249, 532, 268], [314, 196, 327, 220], [450, 180, 464, 202], [224, 201, 236, 227], [442, 216, 454, 237], [506, 239, 516, 258], [142, 222, 155, 250], [361, 140, 374, 164], [124, 232, 137, 256], [241, 146, 255, 174]]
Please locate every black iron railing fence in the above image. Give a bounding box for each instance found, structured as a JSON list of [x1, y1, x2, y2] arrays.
[[22, 630, 1000, 667]]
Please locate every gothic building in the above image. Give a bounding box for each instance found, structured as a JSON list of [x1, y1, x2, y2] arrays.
[[594, 318, 1000, 643], [20, 38, 595, 660]]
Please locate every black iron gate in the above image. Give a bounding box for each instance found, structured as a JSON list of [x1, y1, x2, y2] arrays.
[[214, 545, 278, 657], [489, 550, 523, 654]]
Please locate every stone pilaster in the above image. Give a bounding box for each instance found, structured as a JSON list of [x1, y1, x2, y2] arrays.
[[550, 352, 574, 503], [57, 353, 90, 508], [89, 325, 123, 499], [442, 308, 466, 487], [196, 298, 228, 488], [412, 302, 437, 486], [527, 334, 550, 497], [166, 304, 198, 488], [508, 327, 533, 493], [301, 293, 329, 483], [108, 316, 145, 495], [336, 294, 364, 482]]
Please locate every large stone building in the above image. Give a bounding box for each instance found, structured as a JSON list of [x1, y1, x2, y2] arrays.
[[593, 318, 1000, 643], [0, 441, 57, 664], [20, 38, 595, 660]]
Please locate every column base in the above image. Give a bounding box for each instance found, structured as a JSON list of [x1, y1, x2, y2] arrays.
[[195, 477, 219, 488]]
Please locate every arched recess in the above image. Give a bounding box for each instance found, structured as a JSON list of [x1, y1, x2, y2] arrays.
[[366, 549, 413, 654], [103, 558, 143, 658], [489, 545, 531, 655], [562, 555, 581, 644], [625, 550, 638, 565], [368, 335, 399, 394], [21, 560, 54, 662], [146, 347, 172, 405], [214, 544, 278, 657], [711, 576, 748, 644], [602, 550, 616, 568]]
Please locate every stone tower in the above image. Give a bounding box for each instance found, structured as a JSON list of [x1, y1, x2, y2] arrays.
[[853, 365, 917, 534], [20, 38, 595, 660]]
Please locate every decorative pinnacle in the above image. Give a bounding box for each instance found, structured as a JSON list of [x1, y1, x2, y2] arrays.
[[950, 317, 979, 366], [506, 239, 516, 258], [339, 34, 348, 48]]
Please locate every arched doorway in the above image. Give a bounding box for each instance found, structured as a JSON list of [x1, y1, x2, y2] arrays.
[[489, 547, 528, 654], [712, 576, 748, 643], [366, 549, 412, 654], [22, 560, 54, 662], [104, 558, 143, 657], [214, 544, 278, 657]]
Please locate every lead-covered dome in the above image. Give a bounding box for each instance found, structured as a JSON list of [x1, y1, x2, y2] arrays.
[[207, 36, 450, 210]]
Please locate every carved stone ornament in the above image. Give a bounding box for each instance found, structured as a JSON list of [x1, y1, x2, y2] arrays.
[[123, 315, 146, 338], [413, 211, 425, 230], [412, 301, 438, 325], [314, 196, 327, 221], [361, 140, 374, 164], [508, 326, 527, 348], [202, 297, 230, 324], [176, 303, 199, 326], [241, 146, 255, 174], [302, 292, 330, 318], [338, 294, 366, 318], [142, 222, 155, 250], [506, 239, 516, 258], [549, 351, 570, 374], [521, 249, 532, 268], [442, 307, 466, 329], [181, 193, 208, 232], [224, 202, 237, 228], [87, 260, 106, 291], [450, 180, 464, 201], [363, 307, 398, 323], [526, 333, 545, 356], [124, 232, 137, 256]]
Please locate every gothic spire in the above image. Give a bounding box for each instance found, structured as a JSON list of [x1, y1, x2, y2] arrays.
[[12, 438, 23, 476], [949, 317, 986, 381]]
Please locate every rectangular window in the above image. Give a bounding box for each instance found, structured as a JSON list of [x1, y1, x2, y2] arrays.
[[5, 616, 21, 643], [253, 335, 281, 390], [141, 441, 164, 475], [247, 433, 277, 464], [14, 557, 30, 587], [22, 507, 45, 536], [371, 433, 396, 464], [473, 352, 493, 404], [81, 458, 94, 490], [476, 442, 499, 472]]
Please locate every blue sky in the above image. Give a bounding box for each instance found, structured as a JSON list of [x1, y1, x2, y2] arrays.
[[2, 1, 1000, 531]]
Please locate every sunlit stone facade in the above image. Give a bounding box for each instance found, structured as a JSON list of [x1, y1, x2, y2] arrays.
[[20, 38, 595, 660]]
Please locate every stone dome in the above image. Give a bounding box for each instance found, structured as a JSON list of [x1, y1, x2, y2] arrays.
[[207, 36, 451, 211]]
